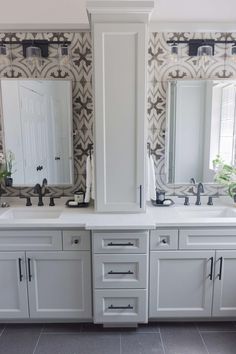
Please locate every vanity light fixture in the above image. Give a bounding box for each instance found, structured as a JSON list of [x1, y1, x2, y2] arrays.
[[169, 43, 180, 63], [230, 44, 236, 63], [0, 44, 10, 68], [58, 44, 71, 67], [197, 44, 213, 57], [25, 45, 42, 68], [0, 39, 71, 68]]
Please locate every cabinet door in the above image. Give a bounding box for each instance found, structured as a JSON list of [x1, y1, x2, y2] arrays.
[[150, 251, 214, 318], [0, 252, 28, 319], [213, 250, 236, 317], [94, 23, 146, 212], [27, 251, 92, 319]]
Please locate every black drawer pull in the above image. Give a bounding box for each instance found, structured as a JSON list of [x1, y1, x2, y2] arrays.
[[209, 256, 214, 280], [218, 257, 223, 280], [108, 270, 134, 275], [108, 304, 133, 310], [18, 258, 23, 282], [28, 258, 32, 282], [107, 242, 134, 247]]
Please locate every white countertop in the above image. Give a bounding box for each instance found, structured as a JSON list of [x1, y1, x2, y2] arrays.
[[0, 196, 236, 229]]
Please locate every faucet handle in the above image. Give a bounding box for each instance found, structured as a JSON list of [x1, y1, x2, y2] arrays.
[[49, 196, 60, 206], [207, 194, 219, 206], [20, 195, 32, 206], [178, 195, 190, 205]]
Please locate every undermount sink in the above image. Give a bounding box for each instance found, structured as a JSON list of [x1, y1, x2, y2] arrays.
[[175, 206, 236, 219], [0, 208, 62, 220]]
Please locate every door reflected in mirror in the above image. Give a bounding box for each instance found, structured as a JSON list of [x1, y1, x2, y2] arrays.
[[167, 80, 236, 184], [1, 79, 73, 186]]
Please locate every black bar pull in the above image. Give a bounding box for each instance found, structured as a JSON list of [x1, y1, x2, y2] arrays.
[[18, 258, 23, 282], [28, 258, 32, 282], [108, 304, 133, 310], [209, 257, 214, 280], [218, 257, 223, 280], [107, 242, 134, 247], [108, 270, 134, 275], [140, 185, 142, 208]]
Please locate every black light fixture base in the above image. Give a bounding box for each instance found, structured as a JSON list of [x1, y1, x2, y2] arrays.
[[22, 40, 49, 58], [188, 39, 215, 56]]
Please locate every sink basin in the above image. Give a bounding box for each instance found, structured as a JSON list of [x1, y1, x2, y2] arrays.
[[175, 206, 236, 219], [0, 208, 62, 220]]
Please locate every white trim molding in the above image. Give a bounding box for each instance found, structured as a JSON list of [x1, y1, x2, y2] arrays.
[[149, 21, 236, 33]]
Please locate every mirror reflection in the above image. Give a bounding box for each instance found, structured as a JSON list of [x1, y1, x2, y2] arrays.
[[1, 79, 73, 186], [167, 80, 236, 184]]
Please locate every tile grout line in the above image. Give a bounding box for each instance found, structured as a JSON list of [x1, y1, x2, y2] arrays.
[[196, 324, 210, 354], [159, 327, 166, 354], [0, 327, 5, 339], [32, 326, 44, 354], [119, 333, 122, 354]]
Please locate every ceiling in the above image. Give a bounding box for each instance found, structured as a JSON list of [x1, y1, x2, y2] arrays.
[[0, 0, 235, 31]]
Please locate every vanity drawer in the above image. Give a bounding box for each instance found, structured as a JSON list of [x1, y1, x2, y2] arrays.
[[94, 289, 148, 323], [93, 231, 148, 254], [0, 230, 62, 251], [63, 230, 91, 250], [150, 229, 178, 250], [94, 254, 148, 289], [179, 229, 236, 249]]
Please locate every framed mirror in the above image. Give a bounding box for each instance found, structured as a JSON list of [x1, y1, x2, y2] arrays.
[[0, 79, 73, 186], [166, 79, 236, 184]]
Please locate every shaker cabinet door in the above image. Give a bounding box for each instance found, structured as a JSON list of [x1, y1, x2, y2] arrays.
[[94, 23, 146, 212], [0, 252, 28, 319], [213, 250, 236, 317], [149, 251, 214, 318], [27, 251, 92, 319]]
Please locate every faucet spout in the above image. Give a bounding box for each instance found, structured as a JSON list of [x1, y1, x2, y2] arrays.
[[33, 178, 48, 206], [196, 182, 204, 205]]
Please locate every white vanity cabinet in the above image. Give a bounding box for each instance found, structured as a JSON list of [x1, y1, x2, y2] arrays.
[[92, 230, 149, 324], [0, 230, 92, 320], [150, 250, 214, 318], [0, 252, 29, 318], [150, 228, 236, 319], [213, 251, 236, 317], [27, 251, 91, 319]]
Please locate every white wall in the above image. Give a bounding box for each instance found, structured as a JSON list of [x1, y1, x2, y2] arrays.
[[0, 0, 88, 30], [0, 0, 236, 30]]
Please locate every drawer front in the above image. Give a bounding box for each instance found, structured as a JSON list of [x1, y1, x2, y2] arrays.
[[179, 229, 236, 249], [150, 229, 178, 250], [63, 230, 91, 250], [94, 289, 148, 323], [93, 231, 148, 254], [0, 230, 62, 251], [94, 254, 148, 289]]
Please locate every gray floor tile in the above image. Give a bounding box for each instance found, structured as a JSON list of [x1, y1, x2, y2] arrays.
[[43, 323, 82, 333], [81, 323, 121, 333], [35, 333, 121, 354], [121, 333, 164, 354], [136, 322, 160, 333], [0, 324, 42, 354], [160, 322, 208, 354], [197, 321, 236, 332], [202, 332, 236, 354]]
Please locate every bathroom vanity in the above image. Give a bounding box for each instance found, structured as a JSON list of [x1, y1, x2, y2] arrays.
[[0, 199, 236, 325]]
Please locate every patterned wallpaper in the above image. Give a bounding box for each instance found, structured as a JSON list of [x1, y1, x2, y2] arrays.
[[148, 32, 236, 196], [0, 31, 236, 198]]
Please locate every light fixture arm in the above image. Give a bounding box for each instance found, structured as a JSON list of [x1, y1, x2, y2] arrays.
[[167, 39, 236, 56]]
